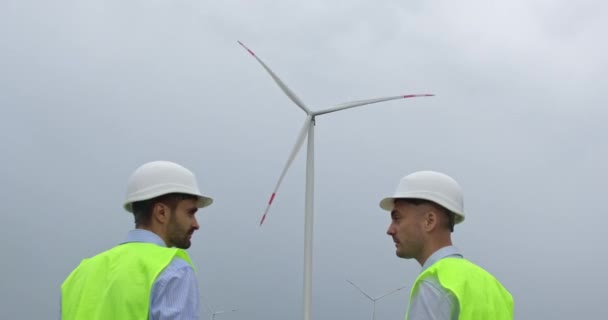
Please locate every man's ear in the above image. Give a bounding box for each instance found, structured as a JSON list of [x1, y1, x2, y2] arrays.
[[423, 210, 438, 232], [152, 202, 170, 224]]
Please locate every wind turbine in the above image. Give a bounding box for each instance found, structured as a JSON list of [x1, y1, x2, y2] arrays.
[[205, 304, 238, 320], [238, 41, 433, 320], [346, 279, 407, 320]]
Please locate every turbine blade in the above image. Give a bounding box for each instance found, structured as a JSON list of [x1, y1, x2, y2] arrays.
[[238, 41, 311, 114], [346, 279, 374, 301], [259, 117, 311, 225], [375, 285, 407, 300], [205, 304, 213, 314], [314, 94, 434, 116]]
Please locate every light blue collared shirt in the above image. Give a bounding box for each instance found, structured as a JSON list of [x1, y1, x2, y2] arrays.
[[61, 229, 200, 320], [407, 245, 463, 320]]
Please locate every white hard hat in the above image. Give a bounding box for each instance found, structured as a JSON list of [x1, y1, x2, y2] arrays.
[[379, 170, 465, 224], [123, 160, 213, 213]]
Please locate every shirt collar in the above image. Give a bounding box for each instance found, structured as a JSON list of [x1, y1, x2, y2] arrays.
[[122, 229, 167, 247], [421, 245, 463, 272]]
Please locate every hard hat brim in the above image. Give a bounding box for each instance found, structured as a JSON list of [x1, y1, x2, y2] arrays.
[[196, 195, 214, 209], [378, 195, 465, 224], [124, 193, 214, 213], [379, 197, 396, 212]]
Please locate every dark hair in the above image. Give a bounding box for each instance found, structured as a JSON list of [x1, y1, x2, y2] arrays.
[[396, 198, 455, 232], [132, 193, 198, 227]]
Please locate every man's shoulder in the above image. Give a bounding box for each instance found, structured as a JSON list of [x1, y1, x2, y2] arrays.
[[433, 257, 481, 271], [156, 254, 197, 281], [166, 256, 195, 272], [152, 256, 198, 291]]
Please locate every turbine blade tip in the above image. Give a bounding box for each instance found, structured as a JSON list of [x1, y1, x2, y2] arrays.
[[237, 41, 256, 56]]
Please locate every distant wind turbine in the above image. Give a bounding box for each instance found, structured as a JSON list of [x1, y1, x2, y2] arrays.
[[347, 279, 407, 320], [239, 40, 433, 320], [205, 304, 238, 320]]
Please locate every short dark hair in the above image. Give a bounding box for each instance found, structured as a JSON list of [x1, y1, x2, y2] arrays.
[[396, 198, 455, 232], [132, 193, 198, 227]]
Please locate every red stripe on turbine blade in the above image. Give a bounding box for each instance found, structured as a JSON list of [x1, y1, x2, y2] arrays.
[[259, 213, 267, 226], [403, 94, 434, 98], [237, 41, 256, 56], [268, 193, 276, 205]]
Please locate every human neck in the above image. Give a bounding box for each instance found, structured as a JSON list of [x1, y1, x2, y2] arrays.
[[416, 234, 453, 266], [136, 224, 169, 247]]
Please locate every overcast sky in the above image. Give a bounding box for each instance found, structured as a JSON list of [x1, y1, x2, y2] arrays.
[[1, 1, 607, 319]]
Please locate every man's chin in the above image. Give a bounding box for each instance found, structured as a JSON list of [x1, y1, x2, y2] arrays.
[[396, 250, 411, 259], [176, 241, 192, 249]]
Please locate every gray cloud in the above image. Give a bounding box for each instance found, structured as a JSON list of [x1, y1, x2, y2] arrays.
[[1, 1, 606, 319]]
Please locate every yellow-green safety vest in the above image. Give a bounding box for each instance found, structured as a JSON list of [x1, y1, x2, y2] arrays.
[[61, 242, 193, 320], [406, 258, 513, 320]]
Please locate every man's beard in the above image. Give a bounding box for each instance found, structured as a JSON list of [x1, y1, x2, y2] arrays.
[[168, 215, 192, 249]]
